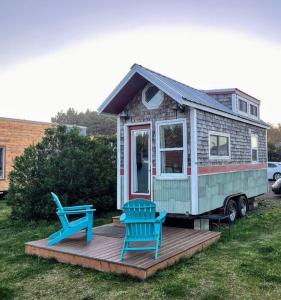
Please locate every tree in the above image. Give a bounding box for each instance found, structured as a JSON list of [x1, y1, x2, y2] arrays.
[[7, 126, 116, 221], [51, 108, 117, 136]]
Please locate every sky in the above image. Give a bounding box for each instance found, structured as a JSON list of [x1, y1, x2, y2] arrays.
[[0, 0, 281, 124]]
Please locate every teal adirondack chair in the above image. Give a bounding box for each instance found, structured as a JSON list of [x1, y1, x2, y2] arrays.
[[120, 199, 167, 260], [48, 192, 95, 246]]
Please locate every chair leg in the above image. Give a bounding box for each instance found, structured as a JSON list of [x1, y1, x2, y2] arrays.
[[155, 239, 159, 259], [120, 240, 127, 261], [86, 212, 93, 242], [159, 226, 162, 247], [87, 226, 92, 242]]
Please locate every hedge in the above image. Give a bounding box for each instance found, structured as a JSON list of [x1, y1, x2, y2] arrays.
[[6, 126, 116, 221]]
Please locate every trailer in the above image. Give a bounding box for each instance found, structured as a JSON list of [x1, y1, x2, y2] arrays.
[[98, 64, 269, 223]]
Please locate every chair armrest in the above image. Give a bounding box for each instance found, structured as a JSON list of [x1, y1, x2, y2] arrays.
[[120, 213, 126, 223], [156, 211, 167, 223], [63, 205, 93, 210], [58, 209, 95, 215]]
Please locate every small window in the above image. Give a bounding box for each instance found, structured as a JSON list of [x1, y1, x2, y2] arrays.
[[142, 84, 164, 109], [0, 147, 4, 179], [251, 134, 258, 162], [250, 104, 258, 117], [157, 120, 187, 177], [239, 99, 248, 113], [209, 133, 230, 158]]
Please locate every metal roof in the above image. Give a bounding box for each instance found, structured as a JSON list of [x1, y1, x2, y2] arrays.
[[98, 64, 269, 128]]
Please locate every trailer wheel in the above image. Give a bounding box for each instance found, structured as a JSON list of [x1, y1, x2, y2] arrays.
[[225, 199, 237, 223], [237, 196, 247, 217]]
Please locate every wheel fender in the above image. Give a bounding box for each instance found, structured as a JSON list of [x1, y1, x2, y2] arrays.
[[223, 194, 247, 215]]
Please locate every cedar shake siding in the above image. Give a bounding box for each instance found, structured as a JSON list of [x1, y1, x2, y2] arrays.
[[196, 110, 267, 166], [120, 92, 190, 169]]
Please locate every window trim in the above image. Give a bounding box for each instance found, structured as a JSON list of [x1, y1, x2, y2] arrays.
[[0, 146, 5, 180], [237, 96, 259, 119], [156, 119, 187, 179], [251, 133, 259, 163], [208, 131, 231, 160], [238, 98, 248, 114], [250, 103, 258, 117], [142, 83, 164, 109]]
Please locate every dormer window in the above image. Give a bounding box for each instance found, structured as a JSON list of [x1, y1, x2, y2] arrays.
[[142, 83, 164, 109], [239, 99, 248, 113], [250, 104, 258, 117]]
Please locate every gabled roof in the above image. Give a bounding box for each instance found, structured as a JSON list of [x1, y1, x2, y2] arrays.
[[98, 64, 269, 128]]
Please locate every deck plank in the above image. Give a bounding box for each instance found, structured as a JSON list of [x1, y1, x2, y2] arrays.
[[25, 224, 220, 279]]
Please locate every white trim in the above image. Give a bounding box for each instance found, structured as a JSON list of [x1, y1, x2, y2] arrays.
[[237, 96, 260, 121], [97, 68, 136, 113], [98, 65, 269, 129], [231, 94, 237, 113], [251, 133, 259, 163], [249, 103, 258, 118], [208, 131, 231, 160], [190, 108, 198, 215], [116, 117, 121, 209], [141, 83, 164, 109], [124, 124, 129, 203], [130, 128, 151, 195], [155, 118, 187, 179]]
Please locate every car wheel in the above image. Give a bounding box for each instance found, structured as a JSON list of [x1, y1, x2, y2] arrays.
[[225, 199, 238, 223], [274, 172, 281, 181], [237, 196, 247, 217]]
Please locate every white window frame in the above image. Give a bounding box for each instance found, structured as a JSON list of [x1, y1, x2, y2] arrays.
[[156, 119, 187, 179], [142, 83, 164, 110], [251, 133, 259, 163], [250, 103, 258, 117], [209, 131, 231, 160], [0, 147, 5, 180], [238, 98, 248, 115], [237, 97, 259, 120]]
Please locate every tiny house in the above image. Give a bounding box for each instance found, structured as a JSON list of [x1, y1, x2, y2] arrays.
[[98, 64, 269, 221]]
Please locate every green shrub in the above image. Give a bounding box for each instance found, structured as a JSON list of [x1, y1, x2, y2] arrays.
[[6, 126, 116, 221]]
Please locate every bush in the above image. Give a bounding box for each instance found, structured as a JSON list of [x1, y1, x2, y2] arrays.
[[6, 126, 116, 221]]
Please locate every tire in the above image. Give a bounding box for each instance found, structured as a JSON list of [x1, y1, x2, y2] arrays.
[[237, 196, 248, 218], [273, 172, 281, 181], [225, 199, 238, 223]]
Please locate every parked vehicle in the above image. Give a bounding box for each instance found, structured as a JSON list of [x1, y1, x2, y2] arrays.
[[267, 162, 281, 180], [272, 178, 281, 194]]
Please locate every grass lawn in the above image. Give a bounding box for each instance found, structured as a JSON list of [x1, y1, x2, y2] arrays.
[[1, 196, 281, 300]]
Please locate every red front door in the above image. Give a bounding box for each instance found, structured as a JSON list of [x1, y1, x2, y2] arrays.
[[128, 125, 151, 200]]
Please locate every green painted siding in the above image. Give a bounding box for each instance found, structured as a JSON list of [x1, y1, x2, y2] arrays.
[[153, 178, 191, 213], [198, 169, 268, 214]]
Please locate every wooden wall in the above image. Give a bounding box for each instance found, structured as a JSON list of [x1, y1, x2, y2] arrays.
[[0, 118, 51, 192]]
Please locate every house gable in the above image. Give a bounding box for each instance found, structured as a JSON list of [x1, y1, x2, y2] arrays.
[[98, 64, 269, 129]]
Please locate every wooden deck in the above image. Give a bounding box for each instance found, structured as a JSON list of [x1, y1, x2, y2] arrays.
[[25, 224, 220, 280]]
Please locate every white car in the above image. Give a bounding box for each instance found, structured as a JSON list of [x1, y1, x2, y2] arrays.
[[267, 162, 281, 180]]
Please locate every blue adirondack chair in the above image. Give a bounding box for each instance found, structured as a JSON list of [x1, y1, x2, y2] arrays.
[[120, 199, 167, 260], [48, 192, 95, 246]]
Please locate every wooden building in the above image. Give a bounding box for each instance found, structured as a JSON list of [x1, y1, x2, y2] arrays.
[[0, 117, 51, 193], [98, 64, 269, 222]]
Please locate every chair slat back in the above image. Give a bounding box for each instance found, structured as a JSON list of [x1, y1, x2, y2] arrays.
[[51, 192, 69, 228], [123, 199, 156, 238]]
